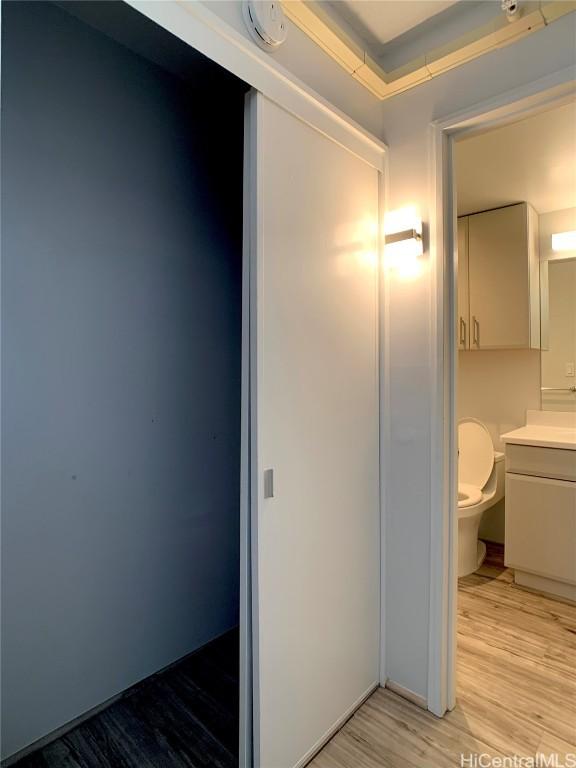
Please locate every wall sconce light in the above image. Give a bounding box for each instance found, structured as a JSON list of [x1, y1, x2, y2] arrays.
[[551, 231, 576, 252], [384, 227, 423, 259], [384, 207, 424, 279]]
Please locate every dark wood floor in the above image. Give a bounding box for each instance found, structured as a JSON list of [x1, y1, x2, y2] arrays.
[[12, 629, 239, 768]]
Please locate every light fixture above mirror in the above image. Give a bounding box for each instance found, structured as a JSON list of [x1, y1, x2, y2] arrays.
[[551, 230, 576, 252]]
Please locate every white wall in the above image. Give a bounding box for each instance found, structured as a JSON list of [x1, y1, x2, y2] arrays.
[[458, 351, 542, 452], [380, 18, 576, 702], [455, 102, 576, 216]]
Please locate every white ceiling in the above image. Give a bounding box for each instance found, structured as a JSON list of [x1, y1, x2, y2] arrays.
[[326, 0, 459, 47], [456, 101, 576, 216]]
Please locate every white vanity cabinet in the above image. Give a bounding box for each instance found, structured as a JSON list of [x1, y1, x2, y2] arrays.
[[458, 202, 540, 350], [503, 432, 576, 602]]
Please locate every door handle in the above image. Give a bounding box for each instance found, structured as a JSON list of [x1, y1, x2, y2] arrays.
[[472, 316, 480, 347], [459, 317, 466, 346]]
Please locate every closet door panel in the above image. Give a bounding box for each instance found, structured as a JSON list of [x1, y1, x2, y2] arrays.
[[246, 92, 380, 768], [468, 203, 529, 349]]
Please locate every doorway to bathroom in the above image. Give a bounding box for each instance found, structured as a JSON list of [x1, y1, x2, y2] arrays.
[[451, 98, 576, 754], [428, 77, 576, 753]]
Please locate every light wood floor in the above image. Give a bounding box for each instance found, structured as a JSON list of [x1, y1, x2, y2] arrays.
[[311, 543, 576, 767]]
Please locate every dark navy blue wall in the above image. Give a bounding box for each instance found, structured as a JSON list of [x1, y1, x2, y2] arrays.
[[1, 2, 244, 758]]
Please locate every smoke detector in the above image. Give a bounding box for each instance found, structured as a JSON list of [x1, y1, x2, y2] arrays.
[[243, 1, 288, 51]]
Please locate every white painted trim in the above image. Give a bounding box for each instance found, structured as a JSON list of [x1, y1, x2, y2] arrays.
[[124, 0, 386, 171], [283, 0, 575, 101], [427, 123, 454, 718], [0, 690, 125, 767], [427, 67, 576, 717], [379, 162, 391, 686], [245, 88, 264, 768], [385, 680, 428, 711], [239, 91, 255, 768]]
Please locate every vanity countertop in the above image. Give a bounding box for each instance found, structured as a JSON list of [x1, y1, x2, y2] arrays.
[[501, 424, 576, 450]]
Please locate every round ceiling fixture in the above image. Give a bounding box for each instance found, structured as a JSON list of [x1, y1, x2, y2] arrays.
[[243, 1, 288, 52], [501, 0, 520, 21]]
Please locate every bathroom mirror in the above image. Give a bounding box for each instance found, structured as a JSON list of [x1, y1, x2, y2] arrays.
[[540, 255, 576, 411]]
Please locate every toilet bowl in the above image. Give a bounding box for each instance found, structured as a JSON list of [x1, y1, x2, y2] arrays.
[[458, 418, 505, 578]]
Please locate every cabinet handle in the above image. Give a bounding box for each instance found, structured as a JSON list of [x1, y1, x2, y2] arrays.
[[472, 316, 480, 347], [459, 317, 467, 346]]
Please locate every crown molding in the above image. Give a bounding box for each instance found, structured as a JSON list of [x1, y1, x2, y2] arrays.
[[282, 0, 576, 100]]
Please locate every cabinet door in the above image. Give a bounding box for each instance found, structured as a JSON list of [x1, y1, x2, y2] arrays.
[[457, 217, 469, 350], [505, 472, 576, 584], [246, 92, 380, 768], [468, 203, 529, 349]]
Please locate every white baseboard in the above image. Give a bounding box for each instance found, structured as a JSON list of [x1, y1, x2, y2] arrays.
[[514, 570, 576, 603], [1, 626, 238, 767], [296, 682, 379, 768], [0, 691, 125, 768]]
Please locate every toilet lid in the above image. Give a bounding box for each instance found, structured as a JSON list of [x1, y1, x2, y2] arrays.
[[458, 418, 494, 490]]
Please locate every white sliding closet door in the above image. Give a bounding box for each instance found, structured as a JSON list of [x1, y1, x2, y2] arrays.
[[246, 91, 380, 768]]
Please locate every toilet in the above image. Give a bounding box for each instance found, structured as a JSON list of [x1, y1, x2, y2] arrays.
[[458, 418, 505, 578]]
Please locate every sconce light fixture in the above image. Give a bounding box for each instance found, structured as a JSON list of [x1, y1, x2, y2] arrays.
[[551, 230, 576, 252], [384, 207, 424, 279], [384, 226, 423, 258]]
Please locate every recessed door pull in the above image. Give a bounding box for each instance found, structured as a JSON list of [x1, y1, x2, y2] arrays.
[[264, 469, 274, 499]]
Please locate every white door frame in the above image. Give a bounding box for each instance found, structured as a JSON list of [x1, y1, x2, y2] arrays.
[[427, 66, 576, 717]]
